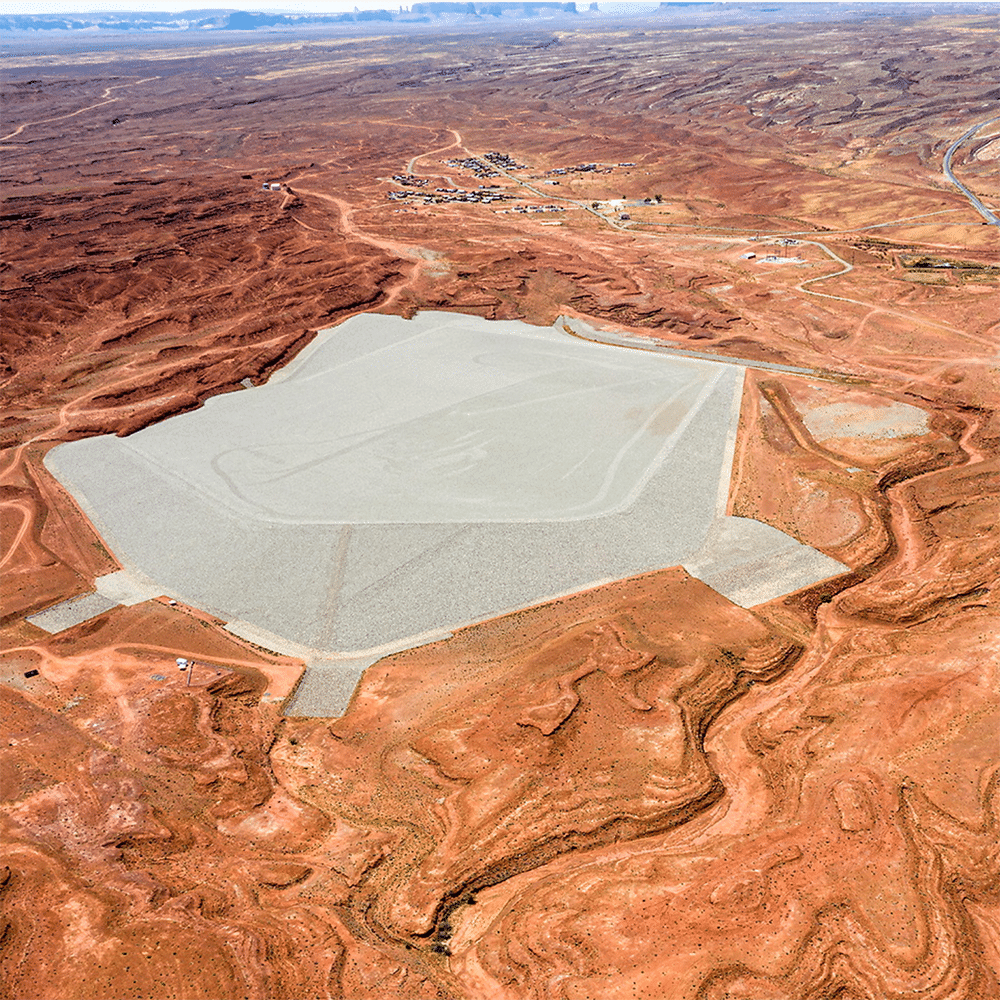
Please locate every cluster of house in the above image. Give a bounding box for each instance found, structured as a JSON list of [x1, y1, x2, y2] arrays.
[[444, 151, 530, 176], [391, 174, 429, 187], [261, 181, 283, 191], [542, 160, 635, 178], [545, 162, 608, 176], [482, 150, 528, 170], [387, 185, 516, 206], [445, 156, 501, 178], [499, 204, 568, 215]]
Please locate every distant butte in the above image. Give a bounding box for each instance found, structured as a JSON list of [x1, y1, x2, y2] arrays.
[[1, 8, 998, 1000]]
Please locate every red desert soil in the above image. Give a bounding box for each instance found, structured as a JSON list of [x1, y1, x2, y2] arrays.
[[2, 13, 998, 1000]]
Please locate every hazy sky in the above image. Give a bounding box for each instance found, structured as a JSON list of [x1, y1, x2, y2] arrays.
[[2, 0, 401, 12], [0, 0, 966, 15], [0, 0, 395, 11]]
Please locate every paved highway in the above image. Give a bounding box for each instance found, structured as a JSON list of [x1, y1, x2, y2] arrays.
[[942, 115, 1000, 227]]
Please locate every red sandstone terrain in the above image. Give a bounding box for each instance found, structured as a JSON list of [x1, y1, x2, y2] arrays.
[[2, 12, 998, 1000]]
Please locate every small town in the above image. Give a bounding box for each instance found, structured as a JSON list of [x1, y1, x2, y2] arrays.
[[386, 149, 640, 213]]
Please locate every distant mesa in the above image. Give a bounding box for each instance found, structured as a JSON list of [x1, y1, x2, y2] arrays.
[[223, 9, 392, 29], [411, 2, 578, 14]]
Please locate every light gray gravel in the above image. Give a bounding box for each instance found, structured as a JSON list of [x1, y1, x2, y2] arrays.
[[46, 311, 848, 714], [27, 591, 119, 634]]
